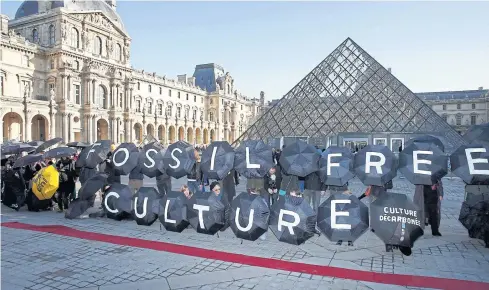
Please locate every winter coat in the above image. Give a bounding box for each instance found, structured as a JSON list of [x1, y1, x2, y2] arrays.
[[3, 168, 26, 206], [186, 162, 202, 182], [264, 172, 280, 192]]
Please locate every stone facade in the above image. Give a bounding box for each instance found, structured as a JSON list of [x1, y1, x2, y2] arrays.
[[0, 1, 264, 145]]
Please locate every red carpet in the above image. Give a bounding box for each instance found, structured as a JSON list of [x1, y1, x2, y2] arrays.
[[2, 221, 488, 290]]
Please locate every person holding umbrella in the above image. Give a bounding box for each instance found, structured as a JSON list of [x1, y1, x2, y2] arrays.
[[180, 185, 194, 200], [420, 179, 443, 236], [187, 150, 203, 194], [2, 162, 25, 210], [55, 156, 77, 212], [264, 167, 281, 206]]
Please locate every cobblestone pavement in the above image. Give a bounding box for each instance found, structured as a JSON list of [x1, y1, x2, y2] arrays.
[[2, 176, 489, 290]]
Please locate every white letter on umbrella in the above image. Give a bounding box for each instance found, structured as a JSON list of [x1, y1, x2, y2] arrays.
[[278, 209, 300, 235], [104, 191, 119, 214], [133, 197, 148, 218], [193, 204, 210, 229], [365, 152, 386, 174], [413, 150, 433, 175], [164, 199, 176, 224], [144, 149, 157, 168], [169, 148, 182, 169], [246, 147, 260, 169], [87, 142, 101, 159], [210, 147, 218, 170], [331, 200, 351, 230], [235, 207, 254, 231], [113, 148, 129, 167], [465, 148, 489, 175], [327, 153, 342, 175]]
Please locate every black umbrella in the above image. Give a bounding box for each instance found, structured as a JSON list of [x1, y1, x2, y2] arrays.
[[399, 142, 448, 185], [450, 143, 489, 185], [279, 140, 320, 177], [34, 137, 63, 153], [65, 199, 92, 219], [28, 141, 44, 147], [67, 141, 90, 148], [187, 191, 226, 235], [2, 143, 35, 155], [162, 141, 196, 178], [159, 191, 190, 232], [139, 141, 165, 178], [111, 143, 139, 175], [229, 192, 270, 241], [103, 183, 133, 221], [132, 187, 160, 226], [269, 195, 317, 245], [405, 135, 445, 152], [201, 141, 235, 180], [76, 140, 111, 169], [354, 145, 397, 186], [458, 200, 489, 241], [318, 146, 355, 186], [463, 123, 489, 145], [317, 193, 369, 242], [77, 173, 108, 200], [234, 140, 273, 179], [12, 154, 43, 168], [43, 147, 77, 159], [370, 192, 424, 248]]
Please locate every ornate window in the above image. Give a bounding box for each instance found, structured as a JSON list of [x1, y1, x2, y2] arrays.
[[192, 110, 197, 120], [166, 105, 172, 116], [194, 95, 196, 102], [442, 114, 448, 122], [32, 29, 39, 43], [168, 89, 172, 97], [115, 43, 122, 61], [159, 87, 162, 95], [209, 112, 214, 122], [71, 27, 79, 48], [23, 55, 30, 67], [457, 103, 461, 110], [148, 85, 152, 93], [74, 60, 79, 70], [177, 107, 181, 118], [186, 93, 189, 100], [442, 104, 446, 110], [177, 92, 181, 99], [471, 115, 477, 125], [94, 36, 102, 55], [74, 84, 81, 104], [158, 104, 163, 115], [472, 103, 476, 110], [119, 93, 123, 107], [98, 85, 107, 109], [137, 82, 140, 90], [136, 100, 141, 113], [148, 102, 153, 114], [49, 25, 55, 45], [185, 108, 189, 119], [456, 114, 462, 126]]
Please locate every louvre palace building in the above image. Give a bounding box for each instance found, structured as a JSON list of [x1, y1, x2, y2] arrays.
[[0, 0, 265, 145]]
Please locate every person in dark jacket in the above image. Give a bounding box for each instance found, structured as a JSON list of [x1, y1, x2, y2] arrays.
[[55, 156, 77, 212], [156, 170, 172, 197], [187, 150, 203, 194], [2, 166, 25, 211], [423, 180, 443, 236], [128, 164, 144, 194], [304, 171, 326, 212], [264, 167, 281, 206], [100, 152, 121, 184]]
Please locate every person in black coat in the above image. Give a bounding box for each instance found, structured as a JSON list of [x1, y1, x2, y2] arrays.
[[304, 171, 326, 212], [264, 166, 281, 206], [55, 157, 77, 212], [2, 166, 25, 211]]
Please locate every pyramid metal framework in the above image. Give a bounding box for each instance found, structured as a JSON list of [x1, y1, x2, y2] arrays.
[[236, 38, 466, 152]]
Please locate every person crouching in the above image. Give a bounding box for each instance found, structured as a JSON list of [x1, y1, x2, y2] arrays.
[[55, 156, 77, 212]]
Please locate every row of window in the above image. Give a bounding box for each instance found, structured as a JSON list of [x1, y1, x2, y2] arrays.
[[67, 27, 123, 61], [134, 100, 201, 120], [136, 83, 204, 104], [442, 114, 477, 126], [441, 103, 476, 110], [31, 25, 55, 45]]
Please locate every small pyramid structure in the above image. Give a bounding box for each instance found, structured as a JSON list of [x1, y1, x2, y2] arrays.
[[236, 38, 466, 152]]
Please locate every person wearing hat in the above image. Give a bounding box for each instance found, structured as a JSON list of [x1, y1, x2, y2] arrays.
[[110, 143, 116, 152]]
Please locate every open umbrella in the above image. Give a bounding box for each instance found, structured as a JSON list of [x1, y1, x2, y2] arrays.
[[43, 147, 77, 160], [450, 143, 489, 185], [12, 154, 43, 168], [77, 173, 108, 200], [399, 142, 448, 185], [139, 141, 165, 178], [76, 140, 111, 169], [159, 191, 190, 232], [65, 199, 92, 219], [111, 143, 139, 175], [269, 195, 317, 245], [162, 141, 196, 178], [32, 165, 59, 200], [187, 191, 226, 235], [66, 141, 90, 148], [28, 141, 44, 147], [132, 187, 160, 226], [279, 140, 320, 177], [458, 200, 489, 242], [370, 192, 424, 248], [234, 140, 273, 179], [2, 143, 35, 155], [318, 146, 355, 186], [34, 137, 63, 153], [201, 141, 235, 180], [317, 193, 369, 242], [405, 135, 445, 152], [463, 123, 489, 145], [230, 192, 270, 241], [103, 183, 133, 221], [354, 145, 397, 186]]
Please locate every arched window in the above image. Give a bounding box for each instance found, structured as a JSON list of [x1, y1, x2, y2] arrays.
[[456, 114, 462, 126], [71, 27, 79, 48], [227, 84, 230, 94], [148, 102, 152, 114], [115, 43, 122, 61], [32, 29, 39, 43], [158, 104, 163, 115], [137, 82, 140, 90], [209, 112, 214, 122], [49, 25, 55, 45], [98, 85, 107, 108], [166, 106, 172, 116], [136, 100, 141, 113], [94, 36, 102, 55]]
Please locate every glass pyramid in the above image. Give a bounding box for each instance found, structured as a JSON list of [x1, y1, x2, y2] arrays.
[[236, 38, 466, 153]]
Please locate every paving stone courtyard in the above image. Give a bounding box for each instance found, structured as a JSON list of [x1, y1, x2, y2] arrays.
[[1, 175, 489, 290]]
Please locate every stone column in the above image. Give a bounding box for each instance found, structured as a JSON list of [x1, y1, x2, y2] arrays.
[[92, 80, 97, 104], [24, 110, 31, 141], [49, 110, 56, 139], [62, 113, 69, 142], [67, 114, 72, 143], [86, 115, 92, 143], [85, 79, 92, 104], [92, 116, 97, 141], [129, 119, 133, 142], [123, 119, 128, 143]]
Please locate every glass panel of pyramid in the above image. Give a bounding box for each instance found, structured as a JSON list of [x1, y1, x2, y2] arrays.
[[236, 38, 466, 153]]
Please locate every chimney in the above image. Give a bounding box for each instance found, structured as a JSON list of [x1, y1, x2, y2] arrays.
[[177, 74, 187, 84], [187, 76, 195, 86], [387, 68, 392, 73], [0, 15, 9, 35], [106, 0, 116, 10], [478, 86, 483, 90]]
